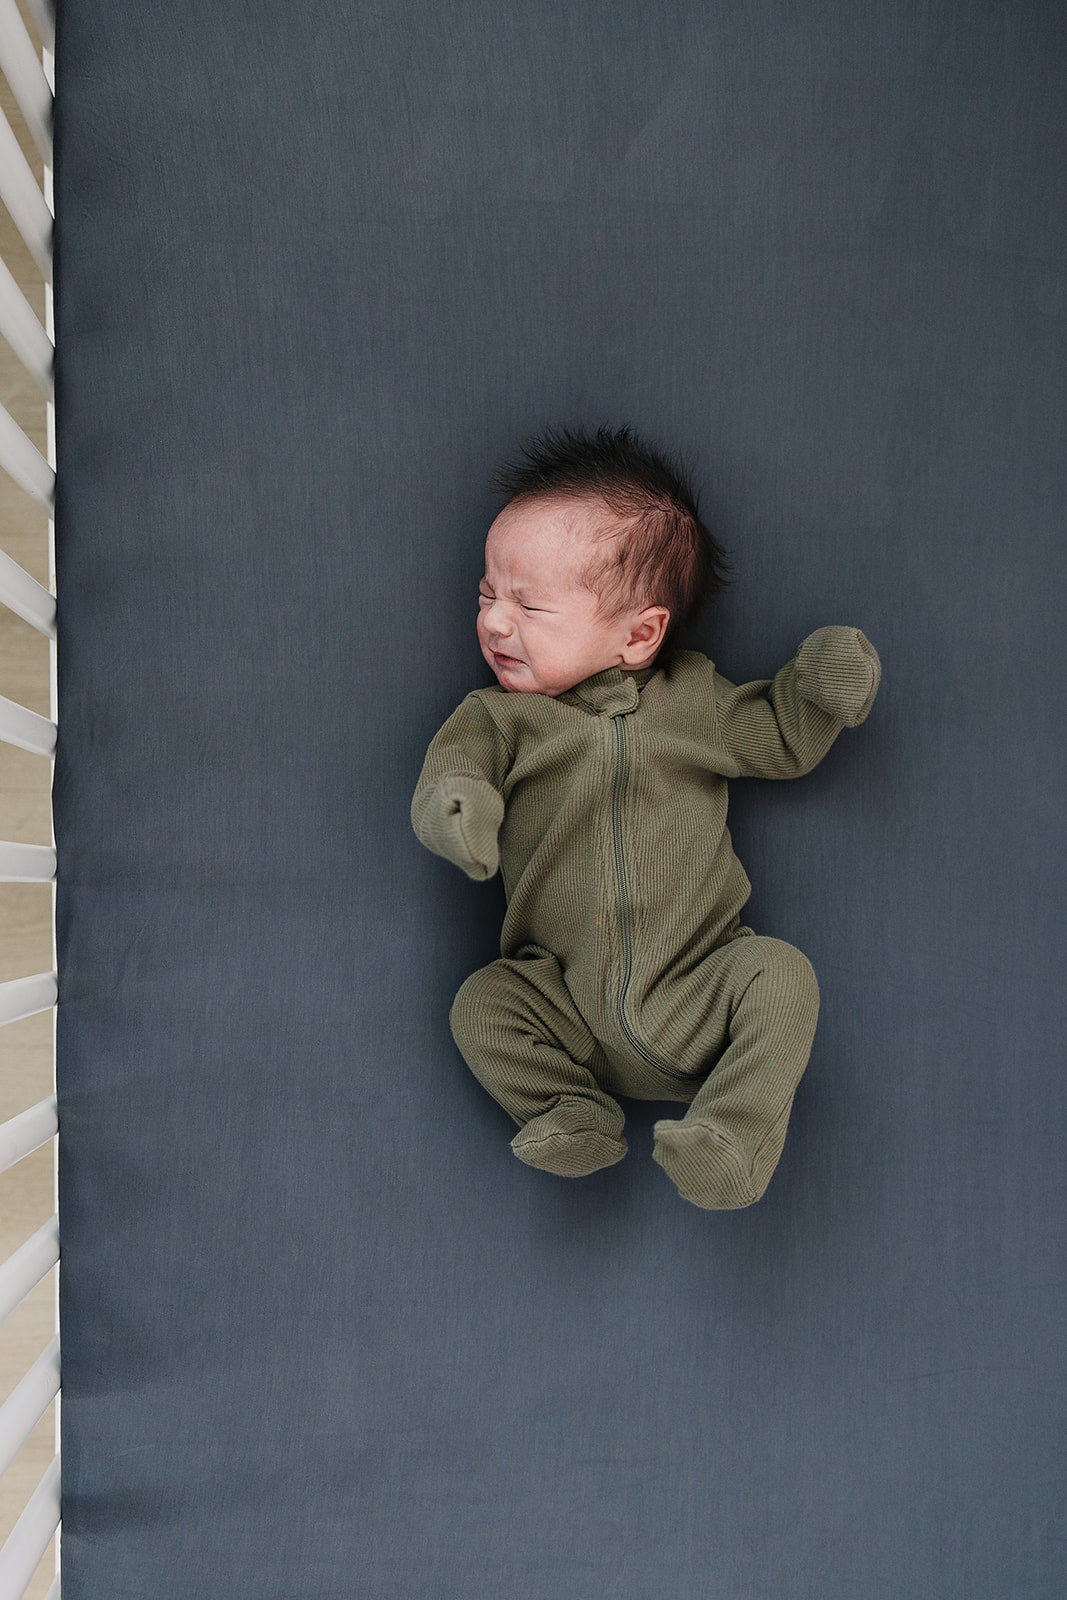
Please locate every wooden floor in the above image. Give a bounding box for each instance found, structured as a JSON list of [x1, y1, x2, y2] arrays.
[[0, 20, 58, 1595]]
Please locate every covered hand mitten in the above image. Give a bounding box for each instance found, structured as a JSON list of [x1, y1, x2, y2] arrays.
[[410, 775, 504, 880], [795, 626, 881, 726]]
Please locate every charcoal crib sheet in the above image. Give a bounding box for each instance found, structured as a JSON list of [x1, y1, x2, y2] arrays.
[[52, 2, 1065, 1597]]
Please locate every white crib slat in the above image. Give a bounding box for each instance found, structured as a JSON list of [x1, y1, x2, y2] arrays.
[[0, 0, 52, 163], [0, 694, 55, 756], [0, 1218, 58, 1327], [0, 972, 57, 1028], [0, 400, 54, 510], [19, 0, 53, 57], [0, 547, 55, 636], [0, 9, 58, 1598], [0, 840, 56, 881], [0, 1096, 57, 1176], [0, 1337, 59, 1479], [0, 1454, 60, 1598], [0, 255, 53, 398], [0, 104, 51, 280]]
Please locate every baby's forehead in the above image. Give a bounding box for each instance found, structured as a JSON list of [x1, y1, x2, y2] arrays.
[[500, 491, 618, 536], [484, 494, 623, 583]]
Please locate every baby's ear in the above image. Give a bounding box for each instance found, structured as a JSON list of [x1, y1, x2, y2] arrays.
[[627, 605, 670, 658]]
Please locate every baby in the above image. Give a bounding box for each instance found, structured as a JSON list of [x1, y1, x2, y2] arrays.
[[411, 424, 881, 1209]]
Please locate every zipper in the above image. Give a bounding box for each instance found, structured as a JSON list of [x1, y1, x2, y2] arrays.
[[610, 713, 689, 1079]]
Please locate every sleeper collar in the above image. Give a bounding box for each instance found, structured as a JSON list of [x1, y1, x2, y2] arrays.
[[557, 662, 658, 717]]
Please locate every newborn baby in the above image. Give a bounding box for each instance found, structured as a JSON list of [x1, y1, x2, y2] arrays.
[[411, 425, 881, 1209]]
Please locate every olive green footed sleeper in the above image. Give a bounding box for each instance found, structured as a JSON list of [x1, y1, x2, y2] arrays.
[[411, 626, 881, 1208]]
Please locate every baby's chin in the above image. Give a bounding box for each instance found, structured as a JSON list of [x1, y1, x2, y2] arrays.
[[484, 647, 533, 689], [490, 656, 540, 692], [483, 644, 578, 697]]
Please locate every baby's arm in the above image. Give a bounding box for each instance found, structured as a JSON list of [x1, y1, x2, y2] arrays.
[[713, 625, 881, 779], [410, 694, 510, 880]]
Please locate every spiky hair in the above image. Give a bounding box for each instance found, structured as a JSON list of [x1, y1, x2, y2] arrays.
[[490, 423, 730, 651]]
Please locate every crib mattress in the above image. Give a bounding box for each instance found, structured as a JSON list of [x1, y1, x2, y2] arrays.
[[52, 2, 1066, 1596]]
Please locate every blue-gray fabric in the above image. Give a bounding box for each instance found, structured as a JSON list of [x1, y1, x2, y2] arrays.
[[52, 1, 1065, 1595]]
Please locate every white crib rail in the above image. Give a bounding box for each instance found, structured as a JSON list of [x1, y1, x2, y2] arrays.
[[0, 843, 53, 883], [0, 107, 47, 279], [0, 695, 54, 758], [0, 2, 58, 1596], [0, 1460, 59, 1600], [0, 1096, 55, 1174], [0, 3, 51, 165], [0, 549, 53, 638], [0, 1222, 57, 1330], [0, 975, 56, 1030], [0, 258, 50, 400], [12, 3, 49, 62], [0, 402, 53, 511], [0, 1340, 58, 1482]]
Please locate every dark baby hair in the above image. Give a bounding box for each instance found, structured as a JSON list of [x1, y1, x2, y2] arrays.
[[490, 423, 730, 651]]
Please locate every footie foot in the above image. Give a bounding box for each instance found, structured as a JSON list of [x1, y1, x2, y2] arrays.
[[512, 1105, 627, 1177], [652, 1118, 763, 1209]]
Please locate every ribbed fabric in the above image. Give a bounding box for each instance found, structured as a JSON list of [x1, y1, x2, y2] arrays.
[[412, 626, 880, 1206], [650, 936, 820, 1207]]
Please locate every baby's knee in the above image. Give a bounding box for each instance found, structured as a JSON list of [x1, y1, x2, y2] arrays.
[[745, 936, 819, 1008], [448, 963, 501, 1051], [772, 941, 819, 1020]]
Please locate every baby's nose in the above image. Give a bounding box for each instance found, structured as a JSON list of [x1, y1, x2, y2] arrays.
[[482, 599, 513, 637]]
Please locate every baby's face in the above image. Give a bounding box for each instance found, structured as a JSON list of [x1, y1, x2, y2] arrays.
[[477, 496, 665, 697]]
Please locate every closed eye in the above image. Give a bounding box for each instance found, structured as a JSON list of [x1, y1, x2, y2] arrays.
[[479, 591, 543, 612]]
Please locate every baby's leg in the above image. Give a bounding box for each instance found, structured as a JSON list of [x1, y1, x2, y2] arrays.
[[652, 936, 819, 1209], [450, 953, 626, 1177]]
